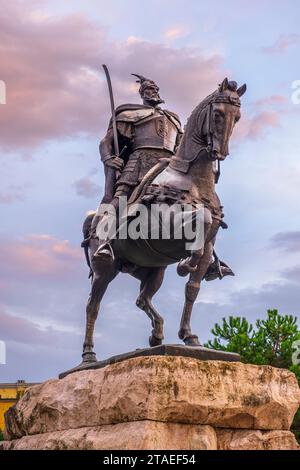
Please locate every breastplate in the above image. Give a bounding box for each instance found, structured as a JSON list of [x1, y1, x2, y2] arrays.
[[133, 111, 178, 153]]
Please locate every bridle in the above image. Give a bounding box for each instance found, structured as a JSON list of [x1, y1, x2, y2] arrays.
[[205, 102, 220, 184], [203, 93, 241, 184], [169, 88, 241, 184]]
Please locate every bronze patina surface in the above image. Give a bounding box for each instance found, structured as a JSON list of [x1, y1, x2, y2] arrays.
[[76, 70, 247, 370]]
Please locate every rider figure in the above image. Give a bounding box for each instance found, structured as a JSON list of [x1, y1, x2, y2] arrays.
[[91, 73, 183, 258], [86, 73, 234, 280]]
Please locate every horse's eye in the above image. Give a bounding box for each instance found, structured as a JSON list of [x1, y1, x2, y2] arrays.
[[214, 111, 224, 120]]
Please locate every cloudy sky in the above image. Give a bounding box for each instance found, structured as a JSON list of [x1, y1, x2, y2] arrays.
[[0, 0, 300, 382]]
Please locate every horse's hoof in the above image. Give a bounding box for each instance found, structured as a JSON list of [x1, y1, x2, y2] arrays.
[[81, 351, 97, 363], [177, 259, 198, 277], [149, 335, 163, 347], [183, 335, 201, 347]]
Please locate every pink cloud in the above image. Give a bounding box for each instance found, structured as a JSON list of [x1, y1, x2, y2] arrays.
[[0, 232, 88, 335], [232, 92, 290, 143], [263, 34, 300, 54], [234, 110, 280, 142], [0, 1, 106, 150], [0, 1, 278, 153], [0, 308, 49, 345], [255, 95, 287, 107], [73, 177, 99, 199], [271, 231, 300, 252], [0, 185, 27, 204], [0, 0, 226, 151], [164, 25, 190, 40], [248, 111, 279, 139], [0, 234, 82, 280], [0, 308, 81, 348]]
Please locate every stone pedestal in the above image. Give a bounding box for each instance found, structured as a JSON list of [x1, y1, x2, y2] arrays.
[[1, 356, 300, 450]]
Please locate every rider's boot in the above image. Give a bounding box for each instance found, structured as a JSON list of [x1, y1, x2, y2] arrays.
[[93, 240, 115, 262], [92, 209, 117, 262], [204, 251, 235, 281]]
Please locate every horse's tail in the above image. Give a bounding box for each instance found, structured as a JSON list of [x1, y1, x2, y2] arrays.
[[81, 211, 96, 278], [82, 211, 96, 240]]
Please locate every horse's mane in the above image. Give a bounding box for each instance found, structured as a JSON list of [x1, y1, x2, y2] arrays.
[[188, 89, 218, 125], [173, 89, 219, 163]]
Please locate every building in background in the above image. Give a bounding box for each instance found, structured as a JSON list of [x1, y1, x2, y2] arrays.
[[0, 380, 40, 433]]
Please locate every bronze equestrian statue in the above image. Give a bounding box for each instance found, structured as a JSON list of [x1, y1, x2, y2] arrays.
[[81, 73, 246, 364]]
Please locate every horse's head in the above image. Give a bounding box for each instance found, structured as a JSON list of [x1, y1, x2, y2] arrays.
[[202, 78, 246, 161]]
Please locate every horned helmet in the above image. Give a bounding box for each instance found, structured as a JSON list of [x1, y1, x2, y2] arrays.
[[131, 73, 164, 106]]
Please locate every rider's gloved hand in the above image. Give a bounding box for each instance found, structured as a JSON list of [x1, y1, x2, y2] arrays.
[[106, 155, 124, 171]]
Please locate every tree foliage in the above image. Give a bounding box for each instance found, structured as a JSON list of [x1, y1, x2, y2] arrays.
[[205, 309, 300, 442], [206, 309, 300, 369]]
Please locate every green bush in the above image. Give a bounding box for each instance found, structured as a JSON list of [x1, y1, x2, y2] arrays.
[[0, 430, 4, 442], [205, 309, 300, 442]]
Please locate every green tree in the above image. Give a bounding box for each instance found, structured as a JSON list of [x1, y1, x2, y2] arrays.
[[0, 430, 3, 442], [205, 309, 300, 442]]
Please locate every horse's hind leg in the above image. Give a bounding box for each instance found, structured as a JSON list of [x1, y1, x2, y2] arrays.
[[135, 267, 166, 347], [82, 259, 118, 363], [178, 240, 214, 346]]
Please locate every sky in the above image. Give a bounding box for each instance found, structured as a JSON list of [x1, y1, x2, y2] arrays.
[[0, 0, 300, 382]]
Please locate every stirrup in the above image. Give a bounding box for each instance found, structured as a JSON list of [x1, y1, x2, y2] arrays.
[[204, 259, 235, 281], [93, 242, 115, 261]]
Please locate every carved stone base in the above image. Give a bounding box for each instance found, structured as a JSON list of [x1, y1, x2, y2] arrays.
[[2, 356, 300, 450], [1, 424, 298, 451], [0, 422, 217, 450]]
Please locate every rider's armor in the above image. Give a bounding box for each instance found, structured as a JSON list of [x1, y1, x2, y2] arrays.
[[132, 109, 180, 153], [110, 105, 183, 191]]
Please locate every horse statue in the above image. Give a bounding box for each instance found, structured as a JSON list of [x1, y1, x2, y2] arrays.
[[81, 78, 246, 364]]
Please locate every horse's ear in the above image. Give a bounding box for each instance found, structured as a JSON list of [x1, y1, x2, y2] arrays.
[[237, 83, 247, 97], [219, 77, 228, 92]]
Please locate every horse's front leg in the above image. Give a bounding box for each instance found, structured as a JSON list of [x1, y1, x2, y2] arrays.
[[82, 240, 118, 363], [178, 240, 214, 346]]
